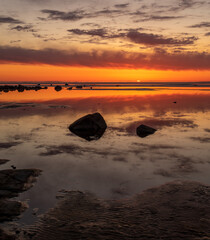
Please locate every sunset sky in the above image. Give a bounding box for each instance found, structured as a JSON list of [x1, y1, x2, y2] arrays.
[[0, 0, 210, 82]]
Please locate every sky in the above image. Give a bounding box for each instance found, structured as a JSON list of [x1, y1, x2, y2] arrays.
[[0, 0, 210, 82]]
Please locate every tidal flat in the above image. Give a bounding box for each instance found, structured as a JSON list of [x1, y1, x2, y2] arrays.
[[0, 84, 210, 239]]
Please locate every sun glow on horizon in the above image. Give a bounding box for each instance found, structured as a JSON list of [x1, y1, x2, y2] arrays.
[[0, 64, 210, 83]]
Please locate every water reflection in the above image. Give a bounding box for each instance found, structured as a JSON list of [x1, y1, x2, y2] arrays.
[[0, 88, 210, 224]]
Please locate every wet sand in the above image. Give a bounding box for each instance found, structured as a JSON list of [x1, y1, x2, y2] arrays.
[[12, 180, 209, 240]]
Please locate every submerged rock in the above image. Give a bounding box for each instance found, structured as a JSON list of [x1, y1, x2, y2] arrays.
[[0, 169, 41, 198], [76, 85, 83, 89], [0, 199, 27, 222], [54, 85, 62, 91], [69, 112, 107, 141], [136, 124, 156, 138], [0, 168, 41, 224]]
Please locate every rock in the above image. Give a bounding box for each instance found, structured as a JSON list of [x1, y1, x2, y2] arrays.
[[0, 169, 41, 197], [54, 85, 62, 91], [76, 85, 83, 89], [136, 124, 156, 138], [0, 169, 41, 223], [0, 199, 28, 222], [69, 113, 107, 141], [0, 228, 16, 240]]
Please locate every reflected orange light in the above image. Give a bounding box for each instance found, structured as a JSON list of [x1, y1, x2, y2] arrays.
[[0, 87, 210, 102], [0, 64, 210, 82]]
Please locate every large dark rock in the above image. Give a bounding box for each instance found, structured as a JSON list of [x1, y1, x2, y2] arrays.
[[136, 124, 157, 138], [69, 113, 107, 141]]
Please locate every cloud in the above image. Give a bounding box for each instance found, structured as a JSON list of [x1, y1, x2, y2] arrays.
[[40, 8, 125, 21], [114, 3, 129, 8], [0, 16, 23, 24], [126, 30, 197, 46], [169, 0, 205, 12], [10, 25, 36, 32], [68, 27, 197, 46], [0, 142, 22, 149], [189, 21, 210, 28], [140, 15, 183, 21], [68, 28, 107, 37], [0, 46, 210, 70], [190, 137, 210, 143], [41, 9, 85, 21]]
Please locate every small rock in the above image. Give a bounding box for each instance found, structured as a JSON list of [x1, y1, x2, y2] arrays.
[[136, 124, 157, 138], [54, 85, 62, 91]]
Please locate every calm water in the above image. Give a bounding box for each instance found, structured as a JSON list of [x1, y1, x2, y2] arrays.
[[0, 86, 210, 224]]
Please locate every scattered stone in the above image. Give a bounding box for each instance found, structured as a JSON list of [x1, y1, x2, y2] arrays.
[[69, 112, 107, 141], [11, 165, 16, 170], [136, 124, 157, 138], [54, 85, 62, 92], [0, 85, 45, 93], [173, 101, 177, 104]]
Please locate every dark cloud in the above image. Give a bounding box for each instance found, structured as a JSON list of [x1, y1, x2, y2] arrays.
[[126, 30, 197, 46], [40, 8, 125, 22], [190, 137, 210, 143], [0, 46, 210, 70], [114, 3, 129, 8], [10, 25, 36, 32], [169, 0, 205, 12], [41, 9, 85, 21], [0, 16, 23, 24], [0, 142, 22, 149], [68, 27, 196, 46], [81, 23, 101, 28], [68, 28, 107, 37], [189, 21, 210, 28], [38, 144, 119, 157], [141, 15, 183, 21], [10, 40, 21, 44]]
